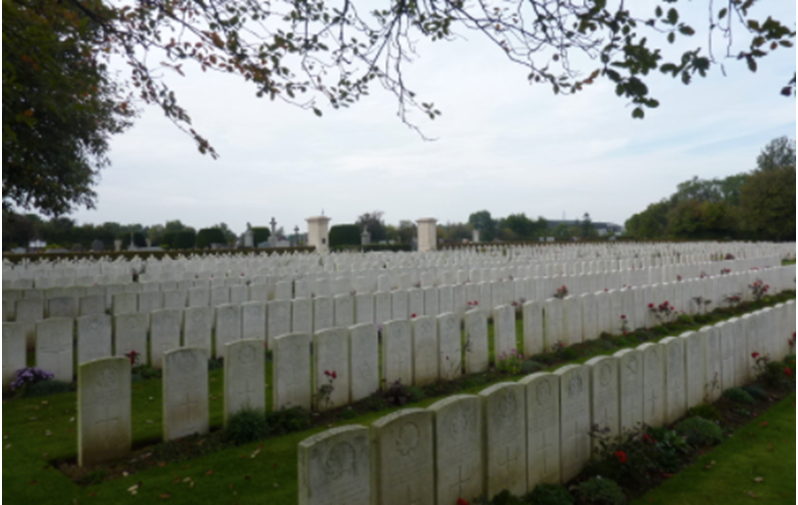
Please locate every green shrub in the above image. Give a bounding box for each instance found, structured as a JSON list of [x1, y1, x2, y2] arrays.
[[225, 408, 268, 445], [647, 427, 690, 473], [196, 228, 227, 248], [688, 404, 722, 422], [172, 230, 196, 249], [674, 416, 723, 446], [572, 477, 626, 505], [527, 483, 574, 505], [743, 385, 768, 400], [130, 364, 161, 381], [329, 224, 361, 247], [265, 407, 311, 435], [23, 380, 75, 397], [521, 360, 545, 374], [207, 358, 224, 371], [251, 227, 270, 245], [722, 387, 755, 405]]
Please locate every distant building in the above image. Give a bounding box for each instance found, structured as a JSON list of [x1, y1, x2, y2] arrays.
[[545, 220, 624, 236]]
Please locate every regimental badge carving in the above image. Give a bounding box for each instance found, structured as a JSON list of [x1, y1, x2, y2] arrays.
[[324, 442, 356, 480], [238, 344, 256, 366], [498, 390, 518, 420], [395, 422, 420, 456], [599, 363, 613, 387], [626, 356, 638, 376], [536, 380, 552, 406], [449, 408, 469, 439], [175, 351, 198, 374], [568, 373, 583, 398]]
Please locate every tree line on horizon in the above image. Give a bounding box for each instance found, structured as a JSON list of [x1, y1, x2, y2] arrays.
[[624, 136, 796, 242]]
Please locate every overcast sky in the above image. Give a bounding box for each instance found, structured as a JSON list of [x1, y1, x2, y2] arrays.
[[64, 1, 796, 236]]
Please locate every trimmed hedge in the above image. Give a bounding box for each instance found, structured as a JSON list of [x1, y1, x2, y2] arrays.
[[196, 228, 227, 249], [251, 227, 270, 245], [329, 224, 361, 247]]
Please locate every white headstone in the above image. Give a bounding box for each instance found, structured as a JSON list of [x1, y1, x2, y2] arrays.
[[370, 408, 434, 505], [77, 314, 112, 364], [114, 312, 149, 365], [149, 309, 181, 367], [493, 304, 517, 359], [35, 317, 74, 382], [522, 300, 544, 357], [348, 323, 379, 402], [273, 333, 311, 410], [2, 322, 27, 391], [78, 357, 131, 466], [163, 348, 209, 440], [79, 295, 106, 316], [437, 312, 462, 381], [355, 293, 374, 324], [298, 425, 370, 505], [334, 294, 355, 328], [427, 395, 484, 504], [383, 320, 413, 387], [268, 299, 292, 346], [479, 382, 527, 499], [585, 355, 620, 446], [314, 328, 350, 410], [183, 306, 213, 353], [412, 316, 438, 386], [224, 339, 265, 424], [464, 309, 489, 374], [639, 343, 666, 427], [554, 364, 591, 482], [518, 372, 560, 490], [112, 292, 138, 315], [241, 301, 267, 341], [312, 297, 333, 334]]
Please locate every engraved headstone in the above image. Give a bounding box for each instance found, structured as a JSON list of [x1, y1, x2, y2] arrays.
[[138, 291, 163, 313], [273, 333, 311, 410], [48, 296, 77, 318], [79, 295, 106, 316], [613, 348, 643, 434], [522, 300, 544, 357], [391, 290, 408, 320], [370, 409, 434, 505], [33, 318, 73, 382], [334, 294, 355, 328], [314, 328, 350, 410], [2, 322, 26, 391], [555, 364, 591, 482], [150, 309, 181, 367], [292, 298, 313, 335], [428, 395, 484, 504], [224, 339, 265, 424], [355, 293, 374, 324], [480, 382, 527, 499], [437, 312, 462, 381], [114, 312, 149, 365], [268, 299, 292, 346], [215, 304, 242, 356], [585, 355, 619, 446], [78, 357, 131, 466], [183, 306, 213, 353], [544, 299, 563, 351], [518, 372, 560, 490], [638, 343, 666, 427], [163, 348, 209, 440], [112, 292, 138, 315], [494, 304, 517, 359], [383, 320, 413, 387], [464, 309, 489, 374], [241, 301, 267, 341], [374, 292, 392, 325], [298, 425, 370, 505], [412, 315, 438, 386], [701, 325, 722, 403], [77, 314, 112, 364], [312, 297, 333, 334], [348, 323, 379, 402]]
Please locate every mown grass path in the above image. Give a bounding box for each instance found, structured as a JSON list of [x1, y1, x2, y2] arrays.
[[632, 392, 796, 505]]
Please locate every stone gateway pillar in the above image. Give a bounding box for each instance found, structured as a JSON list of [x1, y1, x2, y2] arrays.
[[416, 218, 437, 252], [305, 216, 331, 253]]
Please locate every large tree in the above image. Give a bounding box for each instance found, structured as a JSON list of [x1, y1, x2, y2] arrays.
[[3, 0, 134, 216]]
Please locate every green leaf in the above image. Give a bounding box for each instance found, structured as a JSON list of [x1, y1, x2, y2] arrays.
[[718, 8, 727, 19], [678, 25, 695, 36], [313, 107, 323, 117], [667, 32, 675, 44], [632, 107, 644, 119], [746, 55, 757, 72], [667, 8, 678, 25], [655, 6, 662, 17]]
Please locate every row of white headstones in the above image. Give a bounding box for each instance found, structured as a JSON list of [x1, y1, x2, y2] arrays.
[[4, 240, 792, 283], [297, 301, 796, 505], [3, 263, 793, 395]]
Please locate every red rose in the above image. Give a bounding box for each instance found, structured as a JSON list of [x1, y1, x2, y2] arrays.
[[474, 301, 479, 305], [786, 367, 793, 377], [648, 303, 655, 308], [331, 371, 337, 379], [620, 314, 626, 320], [457, 499, 469, 505], [615, 450, 627, 463], [752, 352, 760, 359], [411, 313, 417, 318]]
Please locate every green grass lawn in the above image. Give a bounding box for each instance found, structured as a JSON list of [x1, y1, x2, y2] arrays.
[[632, 392, 796, 505]]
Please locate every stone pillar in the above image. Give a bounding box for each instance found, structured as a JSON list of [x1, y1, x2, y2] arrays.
[[305, 216, 331, 253], [472, 229, 480, 243], [416, 218, 437, 252]]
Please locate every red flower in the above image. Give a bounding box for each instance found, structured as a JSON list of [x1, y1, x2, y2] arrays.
[[751, 352, 760, 359], [124, 350, 139, 365], [324, 370, 330, 376], [786, 367, 793, 377], [331, 371, 338, 379], [620, 314, 626, 320], [615, 450, 628, 463], [457, 499, 469, 505], [474, 301, 479, 306], [411, 313, 417, 318], [648, 303, 655, 309]]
